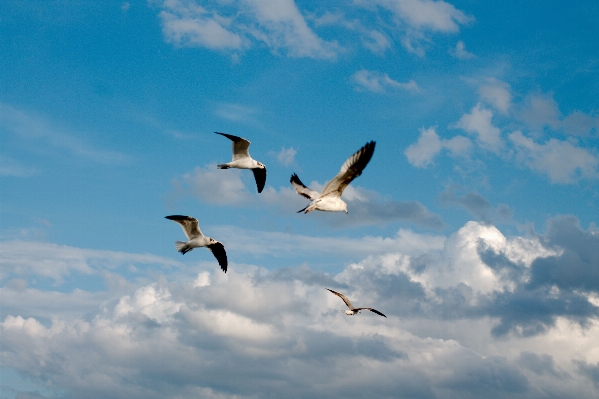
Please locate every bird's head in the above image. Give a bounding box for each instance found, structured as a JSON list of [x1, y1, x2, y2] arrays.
[[209, 238, 217, 244], [345, 310, 354, 316], [257, 162, 266, 169]]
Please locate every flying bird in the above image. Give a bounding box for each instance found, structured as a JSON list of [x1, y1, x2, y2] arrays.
[[216, 132, 267, 193], [165, 215, 228, 273], [326, 288, 386, 318], [290, 141, 375, 214]]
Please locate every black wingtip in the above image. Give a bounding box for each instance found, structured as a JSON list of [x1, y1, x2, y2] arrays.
[[165, 215, 190, 221]]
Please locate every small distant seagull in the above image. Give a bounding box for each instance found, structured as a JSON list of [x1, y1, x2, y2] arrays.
[[165, 215, 228, 273], [290, 141, 375, 214], [326, 288, 386, 318], [216, 132, 267, 193]]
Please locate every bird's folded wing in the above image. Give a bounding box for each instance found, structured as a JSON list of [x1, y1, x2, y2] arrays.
[[207, 241, 228, 273], [290, 173, 320, 200], [165, 215, 203, 239], [215, 132, 251, 161], [321, 141, 376, 198]]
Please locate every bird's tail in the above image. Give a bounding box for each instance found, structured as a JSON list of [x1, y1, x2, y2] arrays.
[[297, 205, 309, 213], [217, 164, 229, 169], [175, 241, 192, 254]]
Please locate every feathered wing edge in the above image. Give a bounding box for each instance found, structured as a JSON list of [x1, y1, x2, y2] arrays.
[[326, 288, 354, 310], [165, 215, 202, 240], [321, 141, 376, 198], [215, 132, 251, 161], [207, 241, 228, 273], [252, 167, 267, 193]]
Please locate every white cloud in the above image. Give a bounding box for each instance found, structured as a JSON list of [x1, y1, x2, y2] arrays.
[[454, 103, 504, 153], [366, 0, 473, 33], [404, 126, 471, 167], [449, 40, 475, 59], [3, 217, 599, 398], [517, 93, 599, 137], [155, 0, 338, 59], [361, 30, 392, 54], [244, 0, 339, 59], [508, 131, 599, 183], [3, 218, 598, 398], [352, 69, 419, 93], [0, 240, 182, 283], [478, 78, 512, 114], [214, 103, 261, 124], [274, 147, 296, 166], [158, 0, 243, 49], [171, 164, 254, 206]]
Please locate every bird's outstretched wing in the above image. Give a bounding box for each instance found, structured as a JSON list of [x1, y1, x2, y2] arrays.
[[215, 132, 251, 161], [290, 173, 320, 200], [326, 288, 354, 310], [321, 141, 376, 198], [355, 308, 387, 318], [165, 215, 203, 239], [207, 241, 228, 273], [252, 167, 267, 193]]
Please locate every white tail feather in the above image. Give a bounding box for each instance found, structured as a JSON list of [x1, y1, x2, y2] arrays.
[[175, 241, 189, 253]]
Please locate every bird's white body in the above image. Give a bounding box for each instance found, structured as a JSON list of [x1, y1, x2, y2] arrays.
[[218, 157, 262, 170], [305, 196, 348, 213]]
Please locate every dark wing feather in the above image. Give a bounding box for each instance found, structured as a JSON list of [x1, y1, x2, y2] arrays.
[[215, 132, 251, 161], [321, 141, 376, 198], [326, 288, 354, 310], [252, 167, 267, 193], [290, 173, 320, 200], [207, 241, 228, 273], [165, 215, 202, 239], [362, 308, 387, 318]]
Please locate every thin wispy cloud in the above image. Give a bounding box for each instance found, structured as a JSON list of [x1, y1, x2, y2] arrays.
[[0, 103, 130, 165], [352, 69, 419, 93]]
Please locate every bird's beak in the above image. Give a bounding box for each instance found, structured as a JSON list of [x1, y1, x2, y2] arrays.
[[345, 210, 348, 214]]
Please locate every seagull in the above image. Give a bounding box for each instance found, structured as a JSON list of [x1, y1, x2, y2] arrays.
[[326, 288, 386, 318], [290, 141, 375, 214], [165, 215, 228, 273], [215, 132, 267, 193]]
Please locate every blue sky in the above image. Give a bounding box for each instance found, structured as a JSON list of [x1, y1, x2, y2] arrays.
[[1, 1, 598, 398]]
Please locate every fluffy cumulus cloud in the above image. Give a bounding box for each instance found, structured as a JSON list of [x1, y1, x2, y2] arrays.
[[404, 126, 471, 167], [352, 69, 419, 93], [454, 103, 503, 153], [508, 131, 598, 183], [404, 88, 599, 184], [2, 216, 599, 398]]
